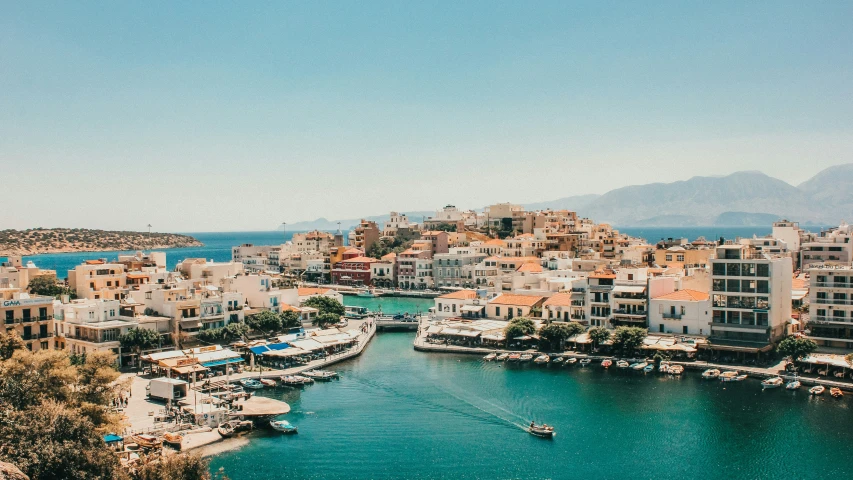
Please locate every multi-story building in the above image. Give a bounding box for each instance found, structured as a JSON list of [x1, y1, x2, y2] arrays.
[[649, 289, 711, 336], [231, 244, 282, 273], [291, 230, 342, 254], [68, 261, 127, 300], [653, 244, 714, 268], [370, 258, 396, 288], [420, 231, 450, 255], [807, 265, 853, 349], [330, 256, 379, 286], [434, 290, 482, 318], [348, 220, 380, 252], [54, 298, 139, 364], [383, 212, 413, 237], [800, 222, 853, 268], [433, 248, 487, 288], [396, 249, 433, 289], [521, 210, 578, 234], [709, 244, 792, 349], [0, 256, 56, 289], [543, 291, 586, 324], [0, 288, 56, 351], [586, 270, 613, 327], [486, 293, 545, 320]]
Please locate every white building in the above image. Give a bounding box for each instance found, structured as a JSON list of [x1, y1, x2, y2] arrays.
[[55, 298, 140, 364], [806, 265, 853, 349], [649, 289, 711, 336]]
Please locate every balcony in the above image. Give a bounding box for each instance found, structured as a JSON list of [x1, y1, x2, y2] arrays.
[[814, 282, 851, 288], [3, 315, 53, 325], [21, 332, 55, 341], [227, 305, 243, 311], [613, 309, 646, 317], [810, 316, 852, 325], [662, 313, 683, 319], [814, 298, 853, 305], [710, 322, 769, 330], [589, 285, 613, 292]]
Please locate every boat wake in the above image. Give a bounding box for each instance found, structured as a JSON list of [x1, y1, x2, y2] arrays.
[[433, 384, 529, 431]]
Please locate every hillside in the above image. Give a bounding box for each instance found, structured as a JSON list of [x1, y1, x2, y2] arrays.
[[0, 229, 203, 256]]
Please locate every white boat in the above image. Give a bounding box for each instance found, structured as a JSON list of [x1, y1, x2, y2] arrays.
[[356, 287, 380, 298], [719, 371, 739, 382], [519, 354, 534, 362], [527, 423, 554, 439], [259, 379, 277, 388], [659, 364, 669, 374], [496, 353, 509, 361], [810, 385, 825, 395], [484, 353, 497, 361], [786, 380, 801, 390], [701, 369, 721, 380], [269, 419, 298, 434], [642, 364, 654, 373], [601, 359, 612, 368], [668, 365, 684, 375], [566, 358, 578, 365], [578, 358, 592, 367], [303, 370, 338, 381], [534, 355, 550, 364], [632, 362, 648, 371], [616, 360, 630, 369], [732, 374, 748, 382], [762, 377, 784, 389], [240, 379, 264, 389], [552, 357, 565, 365]]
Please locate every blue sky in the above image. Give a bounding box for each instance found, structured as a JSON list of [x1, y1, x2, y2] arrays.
[[2, 2, 852, 231]]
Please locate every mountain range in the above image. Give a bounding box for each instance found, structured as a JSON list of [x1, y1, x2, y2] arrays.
[[285, 163, 853, 230]]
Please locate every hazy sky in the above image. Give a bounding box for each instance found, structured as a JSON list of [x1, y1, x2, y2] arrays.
[[2, 2, 852, 232]]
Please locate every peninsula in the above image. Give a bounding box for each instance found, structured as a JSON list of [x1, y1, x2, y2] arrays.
[[0, 228, 203, 256]]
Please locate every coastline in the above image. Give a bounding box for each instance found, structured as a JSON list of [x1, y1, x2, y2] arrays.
[[1, 243, 205, 257]]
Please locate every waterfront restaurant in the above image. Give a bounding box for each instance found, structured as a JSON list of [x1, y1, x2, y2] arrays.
[[425, 319, 508, 346]]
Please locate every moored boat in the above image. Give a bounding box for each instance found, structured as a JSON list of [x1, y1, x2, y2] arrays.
[[579, 358, 591, 367], [259, 378, 277, 388], [668, 365, 684, 375], [217, 422, 236, 438], [508, 353, 521, 362], [601, 359, 612, 368], [280, 375, 309, 386], [270, 419, 298, 434], [566, 358, 578, 365], [786, 380, 801, 390], [534, 355, 550, 364], [701, 369, 721, 380], [616, 360, 630, 369], [484, 353, 497, 361], [519, 354, 534, 362], [632, 362, 648, 371], [162, 432, 183, 449], [761, 377, 784, 389], [527, 422, 554, 438], [496, 353, 510, 361], [659, 363, 669, 374], [830, 387, 844, 398], [552, 357, 564, 365], [293, 375, 314, 384], [131, 434, 162, 449], [642, 364, 654, 373], [810, 385, 825, 395], [303, 370, 337, 381], [240, 379, 264, 390], [356, 287, 380, 298], [719, 371, 739, 382]]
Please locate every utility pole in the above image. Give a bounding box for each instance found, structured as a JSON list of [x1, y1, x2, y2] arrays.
[[147, 224, 152, 251]]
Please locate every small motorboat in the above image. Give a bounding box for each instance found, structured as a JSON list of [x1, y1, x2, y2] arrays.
[[519, 354, 534, 362], [786, 380, 801, 390], [566, 358, 578, 365], [131, 434, 162, 449], [293, 375, 314, 384], [280, 375, 308, 386], [810, 385, 826, 395], [579, 358, 592, 367], [642, 364, 654, 373], [259, 378, 277, 388], [632, 362, 649, 371], [659, 364, 669, 374], [732, 375, 748, 382], [668, 365, 684, 375], [830, 387, 844, 398], [601, 359, 612, 368], [719, 371, 739, 382], [303, 370, 337, 381], [217, 422, 236, 438], [270, 419, 298, 434], [552, 357, 565, 365], [534, 355, 550, 364], [762, 377, 784, 390], [702, 369, 721, 380], [356, 287, 380, 298], [527, 423, 554, 439], [240, 379, 264, 390], [162, 432, 183, 450], [484, 353, 497, 361], [508, 353, 521, 362], [496, 353, 510, 361], [616, 360, 630, 369]]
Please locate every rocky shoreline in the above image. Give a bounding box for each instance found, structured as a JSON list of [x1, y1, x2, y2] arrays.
[[0, 228, 203, 256]]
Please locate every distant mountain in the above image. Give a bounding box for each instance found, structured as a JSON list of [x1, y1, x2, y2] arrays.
[[286, 211, 434, 232], [285, 163, 853, 230]]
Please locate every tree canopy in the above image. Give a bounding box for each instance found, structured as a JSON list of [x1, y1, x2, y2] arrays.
[[588, 327, 611, 348], [245, 311, 282, 333], [776, 336, 818, 362], [303, 296, 345, 317], [504, 317, 536, 345], [539, 322, 584, 351], [314, 313, 341, 328], [611, 326, 647, 353], [119, 328, 161, 353], [27, 276, 75, 299]]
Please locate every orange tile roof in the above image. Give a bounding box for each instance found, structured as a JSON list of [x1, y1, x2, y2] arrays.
[[437, 290, 478, 300], [343, 248, 363, 255], [483, 239, 506, 246], [653, 289, 710, 302], [542, 292, 573, 307], [590, 272, 616, 279], [792, 277, 809, 290], [488, 293, 545, 307], [298, 287, 332, 296], [340, 256, 379, 263], [281, 304, 301, 312], [516, 263, 543, 273]]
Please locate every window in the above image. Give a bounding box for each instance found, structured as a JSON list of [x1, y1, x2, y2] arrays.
[[727, 279, 740, 293], [742, 280, 756, 293], [727, 263, 740, 276], [677, 255, 684, 262], [712, 279, 725, 292], [713, 263, 726, 276], [628, 274, 634, 280], [756, 264, 769, 277], [495, 307, 501, 317], [757, 281, 769, 294], [742, 263, 756, 276], [680, 306, 686, 315]]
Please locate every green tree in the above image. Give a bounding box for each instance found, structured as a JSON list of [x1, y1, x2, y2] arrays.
[[119, 328, 161, 371], [196, 328, 223, 344], [588, 327, 611, 350], [611, 326, 648, 354], [504, 317, 536, 347], [27, 276, 75, 299], [846, 353, 853, 368], [314, 312, 340, 328], [134, 451, 212, 480], [246, 311, 283, 334], [0, 331, 24, 361], [222, 322, 249, 342], [776, 335, 818, 362], [280, 310, 301, 329], [303, 296, 345, 317], [539, 322, 584, 351]]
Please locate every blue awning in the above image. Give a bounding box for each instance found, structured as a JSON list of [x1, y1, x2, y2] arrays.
[[249, 345, 271, 355], [103, 434, 123, 444], [201, 358, 245, 368], [249, 343, 291, 355], [268, 342, 290, 351]]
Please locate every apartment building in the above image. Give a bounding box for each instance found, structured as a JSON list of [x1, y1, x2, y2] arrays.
[[434, 290, 482, 318], [0, 256, 56, 289], [370, 258, 396, 288], [433, 248, 487, 288], [420, 231, 450, 255], [586, 270, 613, 327], [423, 205, 464, 230], [807, 265, 853, 349], [55, 298, 139, 364], [348, 220, 380, 251], [291, 230, 342, 254], [396, 249, 433, 289], [178, 259, 244, 283], [486, 293, 545, 320], [330, 256, 379, 286], [543, 291, 586, 324], [710, 245, 792, 349], [800, 222, 853, 268], [231, 244, 282, 273], [0, 288, 56, 351], [68, 261, 127, 300], [649, 287, 711, 336], [521, 210, 578, 235], [653, 245, 714, 268]]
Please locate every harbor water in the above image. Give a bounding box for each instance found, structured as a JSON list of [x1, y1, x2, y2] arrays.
[[209, 332, 853, 480]]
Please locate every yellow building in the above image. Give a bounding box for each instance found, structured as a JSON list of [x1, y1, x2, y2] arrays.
[[1, 288, 56, 351]]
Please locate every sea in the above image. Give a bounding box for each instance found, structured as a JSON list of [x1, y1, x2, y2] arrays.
[[208, 330, 853, 480], [2, 226, 781, 279]]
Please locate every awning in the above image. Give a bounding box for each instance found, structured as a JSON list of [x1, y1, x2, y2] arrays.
[[173, 364, 209, 375], [426, 325, 444, 334], [614, 285, 646, 294], [142, 350, 185, 362], [481, 334, 505, 341], [445, 330, 481, 338], [201, 358, 244, 368], [289, 339, 326, 352], [460, 305, 485, 313], [181, 320, 202, 329], [263, 348, 309, 357], [103, 434, 123, 444]]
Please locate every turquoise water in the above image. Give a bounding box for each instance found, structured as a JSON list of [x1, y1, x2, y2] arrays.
[[342, 296, 433, 316], [209, 333, 853, 480]]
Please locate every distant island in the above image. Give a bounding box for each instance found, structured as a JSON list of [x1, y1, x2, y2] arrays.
[[0, 228, 203, 256]]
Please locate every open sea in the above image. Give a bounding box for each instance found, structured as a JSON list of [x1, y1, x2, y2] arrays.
[[2, 227, 787, 279], [209, 332, 853, 480]]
